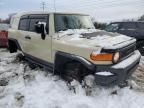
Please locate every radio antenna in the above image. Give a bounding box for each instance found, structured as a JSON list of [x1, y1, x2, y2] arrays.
[[54, 0, 56, 12], [41, 1, 46, 11]]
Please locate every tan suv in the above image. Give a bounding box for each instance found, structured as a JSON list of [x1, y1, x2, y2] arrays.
[[8, 11, 141, 86]]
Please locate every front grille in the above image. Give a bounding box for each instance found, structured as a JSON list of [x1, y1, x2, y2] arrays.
[[119, 43, 136, 61]]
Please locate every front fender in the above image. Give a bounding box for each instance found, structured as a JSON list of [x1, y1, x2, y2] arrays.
[[54, 51, 95, 74]]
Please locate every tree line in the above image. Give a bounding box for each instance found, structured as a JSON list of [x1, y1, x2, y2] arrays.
[[138, 15, 144, 21], [0, 18, 10, 24], [93, 14, 144, 29]]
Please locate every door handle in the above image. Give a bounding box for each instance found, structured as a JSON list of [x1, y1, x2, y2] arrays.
[[25, 35, 31, 40]]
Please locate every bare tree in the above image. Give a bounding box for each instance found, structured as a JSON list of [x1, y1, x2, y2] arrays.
[[138, 15, 144, 21]]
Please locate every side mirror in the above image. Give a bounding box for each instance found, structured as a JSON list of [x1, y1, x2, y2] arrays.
[[41, 24, 46, 40], [35, 24, 42, 33], [35, 22, 47, 40]]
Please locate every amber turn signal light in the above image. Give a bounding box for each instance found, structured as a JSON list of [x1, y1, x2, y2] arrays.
[[90, 52, 113, 61]]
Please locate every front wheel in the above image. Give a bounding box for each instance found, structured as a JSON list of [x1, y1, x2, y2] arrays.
[[62, 62, 83, 82], [62, 61, 91, 83]]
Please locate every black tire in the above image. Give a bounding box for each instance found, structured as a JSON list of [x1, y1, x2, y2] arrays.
[[62, 61, 91, 83], [8, 40, 17, 53], [62, 62, 82, 82]]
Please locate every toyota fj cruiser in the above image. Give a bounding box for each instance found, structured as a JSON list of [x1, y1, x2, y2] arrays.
[[8, 12, 141, 86]]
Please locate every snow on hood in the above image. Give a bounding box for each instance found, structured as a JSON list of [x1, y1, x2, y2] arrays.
[[58, 29, 136, 49], [58, 29, 99, 37]]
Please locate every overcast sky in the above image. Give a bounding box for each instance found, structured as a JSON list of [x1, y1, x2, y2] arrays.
[[0, 0, 144, 22]]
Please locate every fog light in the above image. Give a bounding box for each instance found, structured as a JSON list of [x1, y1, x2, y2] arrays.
[[95, 72, 114, 76]]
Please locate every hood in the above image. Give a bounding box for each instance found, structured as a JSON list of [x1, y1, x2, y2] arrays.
[[58, 29, 136, 50]]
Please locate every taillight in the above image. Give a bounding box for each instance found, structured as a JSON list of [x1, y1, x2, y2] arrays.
[[5, 31, 8, 38], [0, 30, 8, 38]]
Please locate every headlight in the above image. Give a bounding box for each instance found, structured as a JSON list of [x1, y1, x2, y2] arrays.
[[112, 52, 120, 63]]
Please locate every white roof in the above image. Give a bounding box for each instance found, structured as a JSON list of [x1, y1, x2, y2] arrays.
[[13, 11, 89, 18]]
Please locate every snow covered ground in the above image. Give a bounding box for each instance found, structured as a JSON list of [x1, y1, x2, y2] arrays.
[[0, 49, 144, 108]]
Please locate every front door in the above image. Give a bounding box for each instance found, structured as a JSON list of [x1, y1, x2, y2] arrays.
[[24, 14, 52, 63]]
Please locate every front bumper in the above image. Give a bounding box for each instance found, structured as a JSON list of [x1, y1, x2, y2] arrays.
[[95, 50, 141, 86]]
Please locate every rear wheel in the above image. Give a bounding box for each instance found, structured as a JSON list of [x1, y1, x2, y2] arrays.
[[8, 40, 18, 53]]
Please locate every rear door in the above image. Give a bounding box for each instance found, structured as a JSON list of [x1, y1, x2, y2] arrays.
[[17, 15, 30, 51], [24, 14, 52, 63]]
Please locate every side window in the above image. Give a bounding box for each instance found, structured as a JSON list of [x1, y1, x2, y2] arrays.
[[29, 15, 49, 34], [19, 16, 29, 31], [120, 23, 136, 30]]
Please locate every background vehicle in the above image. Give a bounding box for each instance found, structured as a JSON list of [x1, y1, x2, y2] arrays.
[[105, 21, 144, 55], [0, 23, 9, 47], [8, 12, 141, 86]]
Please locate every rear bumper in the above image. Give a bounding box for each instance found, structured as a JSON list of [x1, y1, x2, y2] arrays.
[[95, 50, 141, 86]]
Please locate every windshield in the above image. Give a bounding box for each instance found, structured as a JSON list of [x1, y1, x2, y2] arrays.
[[54, 14, 95, 32], [0, 24, 9, 31], [105, 23, 119, 32]]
